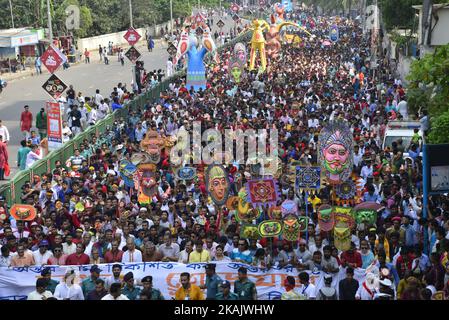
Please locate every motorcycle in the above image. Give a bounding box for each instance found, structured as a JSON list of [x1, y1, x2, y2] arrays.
[[0, 79, 6, 93]]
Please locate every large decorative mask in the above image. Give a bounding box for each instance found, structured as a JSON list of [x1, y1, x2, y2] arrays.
[[354, 209, 377, 225], [282, 214, 300, 241], [258, 220, 283, 238], [134, 163, 157, 204], [333, 206, 355, 230], [205, 164, 230, 206], [317, 204, 334, 232], [140, 129, 164, 163], [318, 120, 353, 184], [334, 223, 351, 251], [10, 204, 37, 221]]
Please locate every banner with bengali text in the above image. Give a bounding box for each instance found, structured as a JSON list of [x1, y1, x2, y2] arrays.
[[0, 262, 368, 300]]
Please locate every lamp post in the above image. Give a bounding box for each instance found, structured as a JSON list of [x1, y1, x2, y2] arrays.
[[170, 0, 173, 36], [9, 0, 15, 28], [129, 0, 134, 28], [47, 0, 53, 41]]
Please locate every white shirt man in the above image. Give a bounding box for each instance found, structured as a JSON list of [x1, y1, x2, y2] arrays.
[[98, 102, 109, 119], [54, 282, 84, 300], [298, 282, 316, 300], [0, 122, 10, 143], [88, 107, 98, 125], [62, 124, 72, 143], [101, 293, 129, 300], [94, 92, 104, 106], [121, 248, 143, 263], [25, 149, 42, 169], [28, 289, 53, 300], [62, 242, 77, 255], [33, 248, 53, 266]]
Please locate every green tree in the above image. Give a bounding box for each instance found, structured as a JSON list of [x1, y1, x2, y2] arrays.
[[407, 43, 449, 143]]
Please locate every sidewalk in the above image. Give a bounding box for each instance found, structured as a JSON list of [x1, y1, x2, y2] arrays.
[[1, 40, 164, 83]]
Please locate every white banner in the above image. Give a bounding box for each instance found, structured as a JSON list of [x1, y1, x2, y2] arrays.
[[0, 262, 368, 300]]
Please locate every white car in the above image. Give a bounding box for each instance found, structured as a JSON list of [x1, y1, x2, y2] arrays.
[[382, 121, 424, 157]]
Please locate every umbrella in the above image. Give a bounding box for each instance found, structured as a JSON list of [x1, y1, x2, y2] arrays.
[[354, 201, 385, 212]]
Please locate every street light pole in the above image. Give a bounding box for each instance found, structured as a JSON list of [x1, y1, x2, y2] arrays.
[[8, 0, 15, 29], [129, 0, 134, 28], [47, 0, 53, 41], [170, 0, 173, 36]]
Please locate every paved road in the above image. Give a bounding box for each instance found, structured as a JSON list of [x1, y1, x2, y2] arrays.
[[0, 14, 239, 180]]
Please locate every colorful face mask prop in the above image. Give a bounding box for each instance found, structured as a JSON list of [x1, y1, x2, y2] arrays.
[[10, 204, 37, 221], [246, 178, 280, 208], [140, 130, 164, 163], [354, 209, 377, 225], [228, 58, 244, 83], [236, 206, 261, 223], [249, 19, 270, 72], [119, 160, 137, 188], [176, 167, 197, 181], [233, 43, 247, 65], [134, 163, 157, 204], [268, 206, 283, 220], [282, 214, 300, 242], [317, 204, 334, 232], [281, 200, 298, 217], [205, 164, 230, 206], [174, 24, 218, 91], [318, 120, 353, 184], [333, 206, 355, 230], [258, 220, 282, 238], [240, 224, 260, 240], [334, 223, 351, 251]]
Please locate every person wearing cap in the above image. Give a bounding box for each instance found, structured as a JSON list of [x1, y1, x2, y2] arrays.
[[374, 278, 395, 300], [317, 274, 337, 300], [81, 265, 102, 298], [199, 263, 222, 300], [216, 280, 239, 300], [234, 267, 257, 300], [41, 267, 59, 294], [54, 270, 84, 300], [281, 276, 302, 300], [121, 271, 141, 300], [27, 278, 53, 300], [32, 240, 53, 266], [175, 272, 204, 300], [139, 276, 164, 300]]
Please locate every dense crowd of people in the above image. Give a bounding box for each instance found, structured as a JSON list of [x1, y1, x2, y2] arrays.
[[0, 6, 448, 301]]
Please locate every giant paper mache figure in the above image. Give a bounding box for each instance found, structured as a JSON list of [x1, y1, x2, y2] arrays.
[[174, 23, 218, 91]]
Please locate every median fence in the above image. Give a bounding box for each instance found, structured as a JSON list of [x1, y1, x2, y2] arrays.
[[0, 31, 252, 207]]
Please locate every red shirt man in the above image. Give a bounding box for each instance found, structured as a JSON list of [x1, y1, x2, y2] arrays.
[[340, 243, 363, 269], [20, 105, 33, 133], [66, 243, 90, 265], [104, 241, 124, 263]]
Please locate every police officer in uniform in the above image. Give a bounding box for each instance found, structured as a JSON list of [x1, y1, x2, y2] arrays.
[[216, 280, 239, 300], [234, 267, 257, 300]]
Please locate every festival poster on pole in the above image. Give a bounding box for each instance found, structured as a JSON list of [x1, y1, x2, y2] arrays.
[[46, 101, 63, 151]]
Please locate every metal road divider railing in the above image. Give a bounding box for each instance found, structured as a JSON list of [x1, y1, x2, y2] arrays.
[[0, 30, 252, 207]]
